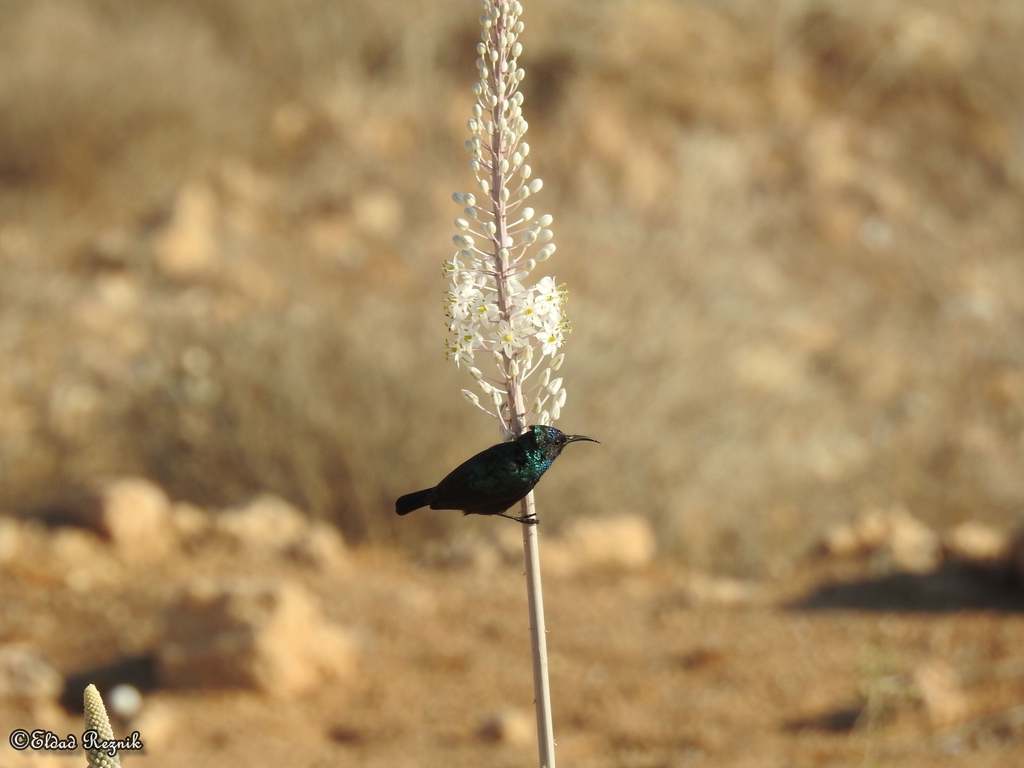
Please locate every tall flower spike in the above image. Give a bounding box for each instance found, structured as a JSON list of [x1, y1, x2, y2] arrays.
[[444, 0, 569, 436], [444, 5, 568, 768]]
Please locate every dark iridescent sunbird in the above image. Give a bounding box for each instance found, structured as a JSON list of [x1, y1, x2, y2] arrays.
[[395, 425, 599, 524]]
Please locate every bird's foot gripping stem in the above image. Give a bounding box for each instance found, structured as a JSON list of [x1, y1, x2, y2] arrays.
[[498, 512, 539, 525]]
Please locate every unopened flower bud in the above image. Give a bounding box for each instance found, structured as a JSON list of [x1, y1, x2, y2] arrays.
[[538, 229, 553, 242], [555, 389, 567, 408], [521, 164, 532, 179], [455, 218, 470, 231], [508, 358, 520, 377], [547, 377, 562, 394], [490, 389, 504, 406], [537, 214, 553, 226], [528, 179, 543, 194], [462, 389, 480, 406], [551, 353, 564, 371], [469, 367, 483, 380], [538, 368, 551, 387], [536, 244, 556, 261], [522, 207, 535, 221]]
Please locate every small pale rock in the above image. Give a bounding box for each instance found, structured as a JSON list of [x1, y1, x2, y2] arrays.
[[157, 578, 357, 696], [153, 182, 219, 277], [821, 522, 860, 557], [49, 528, 121, 591], [913, 660, 967, 727], [99, 478, 176, 562], [853, 508, 894, 550], [0, 516, 24, 565], [50, 527, 106, 562], [0, 645, 63, 703], [288, 521, 349, 571], [556, 515, 657, 573], [171, 502, 212, 543], [887, 509, 941, 573], [830, 506, 942, 573], [479, 708, 535, 747], [214, 495, 309, 555], [685, 574, 760, 607], [944, 522, 1010, 564]]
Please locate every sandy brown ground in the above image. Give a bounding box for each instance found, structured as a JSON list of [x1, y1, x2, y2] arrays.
[[2, 537, 1024, 768]]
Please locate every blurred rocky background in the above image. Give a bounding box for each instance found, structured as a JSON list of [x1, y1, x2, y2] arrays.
[[2, 0, 1024, 572]]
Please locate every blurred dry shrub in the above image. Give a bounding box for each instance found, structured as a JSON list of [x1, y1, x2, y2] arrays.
[[1, 0, 1023, 570]]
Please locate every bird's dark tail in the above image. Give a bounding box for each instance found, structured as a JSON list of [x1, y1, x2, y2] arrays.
[[395, 488, 437, 516]]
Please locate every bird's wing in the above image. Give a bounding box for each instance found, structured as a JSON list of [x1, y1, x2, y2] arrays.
[[431, 442, 534, 514]]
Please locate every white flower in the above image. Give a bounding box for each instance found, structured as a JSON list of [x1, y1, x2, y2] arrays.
[[448, 282, 482, 320], [534, 276, 561, 304], [513, 292, 541, 327], [494, 319, 525, 357], [535, 322, 564, 356]]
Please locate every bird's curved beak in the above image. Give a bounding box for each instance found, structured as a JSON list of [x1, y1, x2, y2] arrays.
[[565, 434, 600, 445]]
